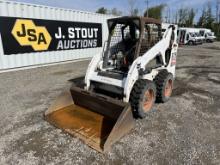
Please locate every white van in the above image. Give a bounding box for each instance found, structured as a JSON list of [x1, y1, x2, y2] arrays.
[[193, 29, 205, 43], [199, 28, 216, 42], [178, 28, 202, 45]]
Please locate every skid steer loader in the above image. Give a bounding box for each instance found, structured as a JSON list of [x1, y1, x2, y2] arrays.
[[45, 17, 178, 152]]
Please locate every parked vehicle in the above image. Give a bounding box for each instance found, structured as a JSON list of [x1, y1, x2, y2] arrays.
[[45, 17, 178, 152], [194, 33, 204, 44], [199, 28, 216, 43], [193, 29, 205, 43], [178, 28, 202, 45]]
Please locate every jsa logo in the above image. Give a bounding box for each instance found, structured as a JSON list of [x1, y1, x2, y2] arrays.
[[11, 19, 52, 51]]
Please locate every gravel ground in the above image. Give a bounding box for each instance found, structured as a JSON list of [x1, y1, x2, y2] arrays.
[[0, 42, 219, 165]]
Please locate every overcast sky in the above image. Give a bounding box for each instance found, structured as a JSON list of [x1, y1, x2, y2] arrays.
[[9, 0, 217, 21]]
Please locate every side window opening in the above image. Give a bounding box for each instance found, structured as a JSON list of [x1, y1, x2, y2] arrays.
[[171, 30, 175, 41], [169, 30, 175, 48], [146, 54, 163, 69], [103, 20, 141, 70], [165, 49, 171, 65], [140, 23, 161, 56]]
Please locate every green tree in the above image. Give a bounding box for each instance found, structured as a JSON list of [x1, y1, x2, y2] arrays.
[[198, 8, 206, 27], [96, 7, 108, 14], [177, 8, 196, 27], [185, 8, 196, 26], [197, 2, 220, 40], [215, 0, 220, 40], [197, 3, 215, 29], [144, 4, 166, 20], [205, 3, 215, 29], [213, 23, 220, 40], [178, 8, 188, 26]]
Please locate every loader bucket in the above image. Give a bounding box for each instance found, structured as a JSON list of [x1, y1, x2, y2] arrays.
[[45, 86, 134, 152]]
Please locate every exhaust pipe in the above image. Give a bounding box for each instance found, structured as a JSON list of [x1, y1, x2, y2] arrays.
[[45, 86, 134, 152]]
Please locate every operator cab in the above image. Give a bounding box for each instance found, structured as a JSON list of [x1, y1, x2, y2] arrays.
[[102, 17, 141, 73], [102, 17, 162, 73], [92, 17, 162, 97]]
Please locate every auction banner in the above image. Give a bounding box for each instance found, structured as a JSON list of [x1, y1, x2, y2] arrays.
[[0, 16, 102, 55]]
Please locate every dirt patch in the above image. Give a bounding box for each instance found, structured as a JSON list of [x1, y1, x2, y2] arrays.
[[52, 70, 73, 75], [205, 46, 220, 50], [180, 55, 212, 59]]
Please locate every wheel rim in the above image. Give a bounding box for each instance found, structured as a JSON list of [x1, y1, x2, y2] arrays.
[[142, 89, 154, 112], [165, 79, 173, 97]]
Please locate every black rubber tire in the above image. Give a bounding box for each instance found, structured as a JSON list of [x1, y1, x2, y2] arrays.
[[130, 80, 156, 119], [188, 41, 194, 45], [154, 70, 174, 103], [206, 39, 213, 43]]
